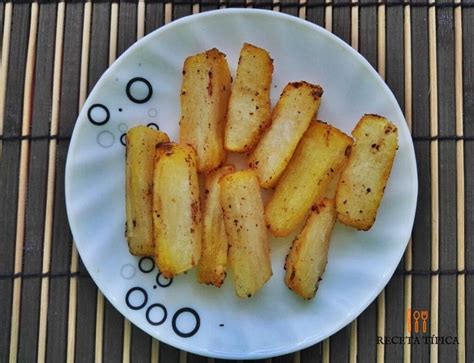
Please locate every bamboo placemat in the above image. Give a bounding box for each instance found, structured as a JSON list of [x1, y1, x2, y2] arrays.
[[0, 1, 472, 362]]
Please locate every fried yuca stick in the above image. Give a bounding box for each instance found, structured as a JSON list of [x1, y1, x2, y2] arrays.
[[126, 125, 170, 256], [220, 170, 272, 298], [284, 198, 337, 300], [265, 121, 353, 236], [197, 165, 235, 287], [336, 114, 398, 230], [248, 81, 323, 189], [180, 48, 232, 173], [153, 143, 202, 278], [225, 43, 273, 152]]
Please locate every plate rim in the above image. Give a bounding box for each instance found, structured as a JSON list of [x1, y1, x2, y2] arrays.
[[65, 8, 418, 359]]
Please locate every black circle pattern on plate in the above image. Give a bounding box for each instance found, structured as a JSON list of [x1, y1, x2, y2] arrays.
[[146, 304, 168, 326], [139, 257, 155, 273], [172, 308, 200, 338], [156, 272, 173, 288], [88, 104, 110, 126], [120, 133, 127, 146], [126, 77, 153, 104], [125, 287, 148, 310], [147, 122, 160, 130]]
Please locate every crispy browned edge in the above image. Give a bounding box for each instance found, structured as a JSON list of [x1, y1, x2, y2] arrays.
[[180, 48, 231, 173], [197, 164, 235, 287], [224, 43, 274, 153], [336, 113, 398, 230], [248, 81, 324, 189], [284, 198, 336, 300], [153, 142, 202, 278]]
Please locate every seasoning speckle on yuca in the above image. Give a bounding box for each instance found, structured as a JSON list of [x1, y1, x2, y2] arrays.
[[197, 165, 235, 287], [125, 125, 170, 256], [265, 120, 353, 236], [153, 143, 202, 278], [220, 170, 272, 298], [180, 48, 232, 173], [336, 114, 398, 230], [248, 81, 323, 189], [225, 43, 273, 152], [285, 198, 337, 300]]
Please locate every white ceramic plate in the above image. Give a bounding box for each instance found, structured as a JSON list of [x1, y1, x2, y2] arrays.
[[65, 9, 417, 360]]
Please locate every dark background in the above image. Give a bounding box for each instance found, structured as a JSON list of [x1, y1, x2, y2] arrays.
[[0, 1, 472, 362]]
